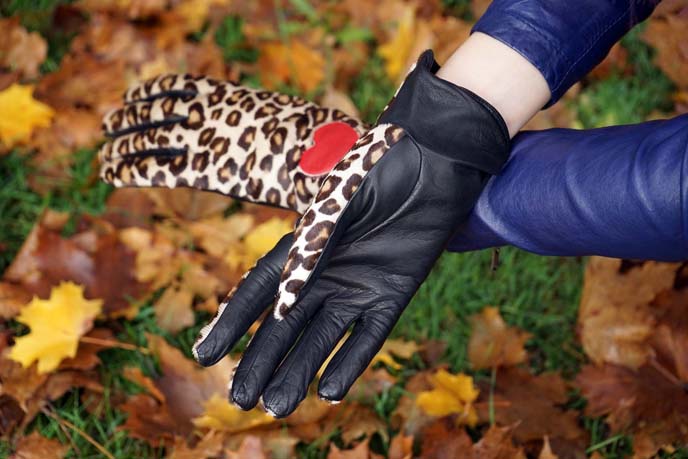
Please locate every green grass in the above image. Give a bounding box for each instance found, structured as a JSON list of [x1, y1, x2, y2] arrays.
[[576, 25, 675, 128], [398, 249, 584, 375]]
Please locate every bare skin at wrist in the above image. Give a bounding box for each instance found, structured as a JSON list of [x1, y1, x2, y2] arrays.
[[436, 32, 551, 138]]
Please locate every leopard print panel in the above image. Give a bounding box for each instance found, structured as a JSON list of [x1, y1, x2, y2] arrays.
[[273, 124, 406, 320], [99, 74, 366, 214]]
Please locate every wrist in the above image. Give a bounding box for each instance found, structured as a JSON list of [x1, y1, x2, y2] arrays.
[[435, 32, 550, 137]]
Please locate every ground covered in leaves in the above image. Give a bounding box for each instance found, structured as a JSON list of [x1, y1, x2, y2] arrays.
[[0, 0, 687, 458]]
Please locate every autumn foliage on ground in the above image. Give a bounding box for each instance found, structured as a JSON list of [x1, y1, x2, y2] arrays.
[[0, 0, 687, 458]]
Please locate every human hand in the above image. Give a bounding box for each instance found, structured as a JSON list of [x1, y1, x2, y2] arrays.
[[99, 74, 365, 213], [192, 50, 511, 417]]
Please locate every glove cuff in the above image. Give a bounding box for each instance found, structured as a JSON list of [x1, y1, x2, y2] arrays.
[[378, 50, 510, 175]]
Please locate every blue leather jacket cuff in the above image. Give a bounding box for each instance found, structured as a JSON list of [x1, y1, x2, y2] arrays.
[[472, 0, 659, 107]]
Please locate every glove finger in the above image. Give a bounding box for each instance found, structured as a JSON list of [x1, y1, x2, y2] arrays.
[[260, 303, 358, 418], [193, 233, 293, 367], [102, 96, 190, 137], [229, 285, 329, 411], [273, 124, 405, 319], [317, 306, 399, 403], [124, 74, 221, 103]]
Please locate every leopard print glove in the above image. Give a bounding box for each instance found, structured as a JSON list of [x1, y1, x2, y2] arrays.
[[99, 74, 365, 212], [192, 50, 511, 418]]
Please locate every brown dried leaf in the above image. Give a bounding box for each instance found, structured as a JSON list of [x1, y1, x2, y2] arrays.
[[578, 257, 680, 368], [119, 393, 182, 447], [643, 14, 688, 89], [9, 431, 68, 459], [0, 18, 47, 79], [468, 307, 531, 369], [154, 283, 194, 333], [576, 363, 688, 456], [475, 367, 587, 458], [148, 334, 235, 430]]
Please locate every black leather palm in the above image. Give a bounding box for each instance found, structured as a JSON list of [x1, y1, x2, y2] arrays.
[[193, 51, 510, 417]]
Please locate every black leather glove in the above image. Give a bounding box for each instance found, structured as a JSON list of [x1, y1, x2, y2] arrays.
[[192, 50, 510, 417]]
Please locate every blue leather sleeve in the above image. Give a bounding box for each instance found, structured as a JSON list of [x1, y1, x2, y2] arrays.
[[448, 115, 688, 261], [472, 0, 660, 106]]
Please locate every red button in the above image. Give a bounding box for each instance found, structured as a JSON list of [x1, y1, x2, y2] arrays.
[[299, 122, 359, 176]]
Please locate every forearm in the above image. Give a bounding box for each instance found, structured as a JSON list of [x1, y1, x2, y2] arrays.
[[436, 32, 549, 137], [448, 115, 688, 261]]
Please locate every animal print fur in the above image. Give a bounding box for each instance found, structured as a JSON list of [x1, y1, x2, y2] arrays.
[[99, 74, 366, 213], [273, 124, 406, 319]]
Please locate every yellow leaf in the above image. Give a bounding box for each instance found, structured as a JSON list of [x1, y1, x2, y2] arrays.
[[192, 393, 276, 432], [9, 282, 102, 373], [378, 6, 416, 81], [225, 217, 292, 272], [416, 369, 479, 426], [0, 84, 54, 147], [371, 339, 420, 370]]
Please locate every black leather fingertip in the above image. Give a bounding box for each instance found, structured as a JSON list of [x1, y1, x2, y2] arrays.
[[261, 385, 303, 418], [317, 377, 347, 403]]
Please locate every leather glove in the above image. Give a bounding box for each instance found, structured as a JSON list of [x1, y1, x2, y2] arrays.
[[192, 50, 510, 417], [99, 73, 365, 213]]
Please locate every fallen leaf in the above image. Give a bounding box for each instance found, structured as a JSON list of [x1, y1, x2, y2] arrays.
[[0, 84, 54, 148], [9, 431, 68, 459], [227, 435, 268, 459], [0, 18, 47, 79], [10, 282, 102, 373], [258, 40, 326, 93], [576, 363, 688, 457], [148, 334, 235, 430], [468, 306, 531, 369], [119, 393, 182, 447], [371, 339, 420, 370], [0, 282, 32, 320], [167, 431, 225, 459], [472, 425, 528, 459], [539, 437, 559, 459], [58, 328, 114, 371], [475, 367, 587, 458], [327, 440, 370, 459], [377, 5, 417, 81], [192, 393, 276, 432], [578, 257, 679, 368], [416, 369, 479, 426], [122, 366, 165, 402], [643, 13, 688, 89], [388, 433, 413, 459], [154, 283, 195, 333], [419, 418, 474, 459], [225, 217, 293, 272]]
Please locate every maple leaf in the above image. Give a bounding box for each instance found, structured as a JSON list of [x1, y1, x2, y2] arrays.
[[468, 306, 531, 370], [192, 393, 276, 432], [416, 369, 479, 426], [0, 84, 54, 148], [9, 282, 102, 374], [576, 363, 688, 457], [475, 367, 587, 458], [420, 420, 527, 459], [578, 257, 679, 368]]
